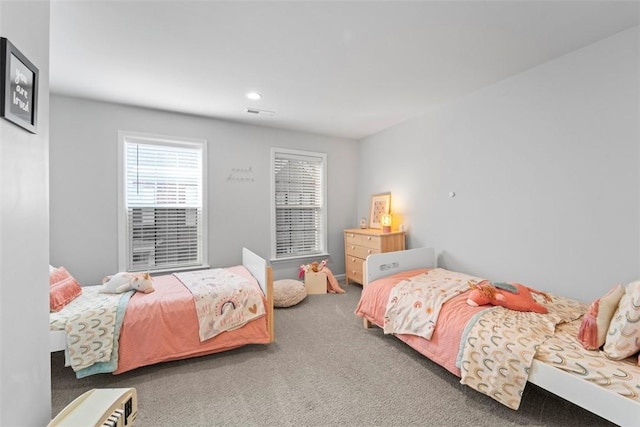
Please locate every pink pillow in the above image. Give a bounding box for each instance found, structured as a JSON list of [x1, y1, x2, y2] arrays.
[[603, 280, 640, 360], [49, 267, 82, 312], [577, 284, 625, 350]]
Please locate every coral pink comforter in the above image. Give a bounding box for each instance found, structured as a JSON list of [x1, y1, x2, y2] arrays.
[[354, 268, 487, 376], [114, 266, 270, 374]]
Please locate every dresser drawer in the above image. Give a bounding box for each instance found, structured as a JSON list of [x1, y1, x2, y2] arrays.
[[345, 232, 363, 246], [359, 234, 381, 250], [346, 256, 365, 283], [346, 232, 382, 250], [346, 245, 379, 259]]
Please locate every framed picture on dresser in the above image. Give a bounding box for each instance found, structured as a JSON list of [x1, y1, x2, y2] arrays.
[[369, 193, 390, 229]]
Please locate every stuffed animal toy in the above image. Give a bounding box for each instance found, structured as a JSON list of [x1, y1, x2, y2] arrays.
[[298, 260, 346, 294], [466, 280, 551, 313], [299, 260, 328, 278], [100, 271, 154, 294]]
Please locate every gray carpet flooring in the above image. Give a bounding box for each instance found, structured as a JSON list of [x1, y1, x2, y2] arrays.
[[51, 284, 614, 426]]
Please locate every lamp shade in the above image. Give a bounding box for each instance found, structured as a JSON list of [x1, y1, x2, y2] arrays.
[[381, 213, 392, 233]]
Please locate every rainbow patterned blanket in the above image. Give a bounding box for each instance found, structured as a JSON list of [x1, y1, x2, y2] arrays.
[[457, 294, 586, 409], [536, 319, 640, 403], [383, 268, 484, 340], [50, 286, 131, 373], [174, 269, 265, 341]]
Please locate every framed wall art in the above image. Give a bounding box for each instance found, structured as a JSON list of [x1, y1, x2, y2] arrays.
[[369, 193, 391, 229], [1, 37, 38, 133]]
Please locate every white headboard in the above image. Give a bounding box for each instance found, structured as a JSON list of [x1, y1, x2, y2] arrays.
[[364, 247, 436, 286], [242, 247, 267, 294]]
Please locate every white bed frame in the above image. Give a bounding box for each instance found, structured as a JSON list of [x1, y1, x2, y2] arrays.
[[363, 247, 640, 427], [50, 247, 274, 352]]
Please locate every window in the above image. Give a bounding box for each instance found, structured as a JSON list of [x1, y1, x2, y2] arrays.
[[271, 148, 327, 260], [118, 132, 207, 272]]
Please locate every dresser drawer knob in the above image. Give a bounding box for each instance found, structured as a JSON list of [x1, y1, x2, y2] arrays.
[[367, 237, 371, 240], [351, 258, 355, 262], [367, 249, 372, 254], [351, 246, 355, 250]]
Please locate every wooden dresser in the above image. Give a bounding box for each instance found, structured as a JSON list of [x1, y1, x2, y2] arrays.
[[344, 228, 405, 286]]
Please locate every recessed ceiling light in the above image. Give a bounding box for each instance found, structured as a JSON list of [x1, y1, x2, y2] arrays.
[[246, 92, 262, 100]]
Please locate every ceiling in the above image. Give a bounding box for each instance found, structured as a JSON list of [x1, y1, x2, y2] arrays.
[[49, 1, 640, 140]]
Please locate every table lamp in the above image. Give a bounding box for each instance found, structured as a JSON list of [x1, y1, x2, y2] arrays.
[[381, 213, 392, 233]]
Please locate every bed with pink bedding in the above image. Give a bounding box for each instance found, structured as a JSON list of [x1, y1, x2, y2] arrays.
[[356, 247, 640, 427], [356, 267, 488, 376], [50, 248, 274, 376]]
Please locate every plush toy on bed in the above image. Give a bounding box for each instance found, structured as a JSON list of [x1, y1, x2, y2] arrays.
[[466, 280, 552, 313], [100, 271, 155, 294]]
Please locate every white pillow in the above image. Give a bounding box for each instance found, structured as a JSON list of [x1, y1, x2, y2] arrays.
[[603, 280, 640, 360]]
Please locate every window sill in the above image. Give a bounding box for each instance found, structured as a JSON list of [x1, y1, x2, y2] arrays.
[[270, 253, 330, 264], [133, 264, 211, 275]]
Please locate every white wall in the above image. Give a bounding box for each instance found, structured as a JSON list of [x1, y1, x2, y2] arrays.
[[358, 27, 640, 302], [0, 1, 51, 425], [50, 96, 358, 284]]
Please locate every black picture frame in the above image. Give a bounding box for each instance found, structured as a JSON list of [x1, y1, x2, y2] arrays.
[[0, 37, 38, 133]]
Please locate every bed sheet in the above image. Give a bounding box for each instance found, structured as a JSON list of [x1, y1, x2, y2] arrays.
[[537, 319, 640, 403], [50, 285, 105, 331]]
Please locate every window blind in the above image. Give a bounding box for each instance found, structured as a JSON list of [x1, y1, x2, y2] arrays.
[[273, 152, 325, 258], [124, 139, 204, 271]]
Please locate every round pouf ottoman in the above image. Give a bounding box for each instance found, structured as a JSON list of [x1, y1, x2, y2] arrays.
[[273, 279, 307, 308]]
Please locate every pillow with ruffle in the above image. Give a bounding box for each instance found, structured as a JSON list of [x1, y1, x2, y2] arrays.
[[603, 280, 640, 360], [577, 284, 625, 350], [50, 266, 82, 312]]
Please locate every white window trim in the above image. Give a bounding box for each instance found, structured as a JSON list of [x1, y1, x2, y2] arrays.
[[117, 130, 209, 273], [270, 147, 327, 262]]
